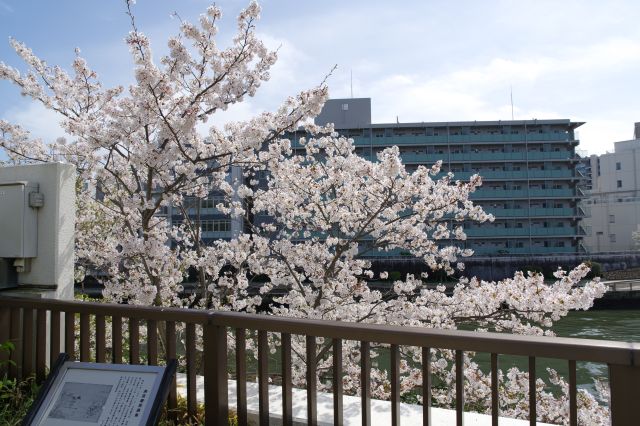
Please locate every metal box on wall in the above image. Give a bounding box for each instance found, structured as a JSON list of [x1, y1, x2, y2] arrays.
[[0, 181, 39, 258]]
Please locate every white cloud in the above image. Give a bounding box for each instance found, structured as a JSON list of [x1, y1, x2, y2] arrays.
[[345, 37, 640, 155], [577, 119, 635, 155], [201, 101, 261, 134], [2, 102, 66, 143], [0, 1, 13, 14]]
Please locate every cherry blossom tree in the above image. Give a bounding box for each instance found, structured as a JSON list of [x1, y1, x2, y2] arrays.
[[0, 1, 608, 424], [209, 133, 608, 424], [0, 0, 328, 306]]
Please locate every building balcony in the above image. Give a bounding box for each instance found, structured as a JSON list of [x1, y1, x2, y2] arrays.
[[470, 246, 578, 255], [471, 189, 577, 199], [483, 207, 577, 218], [350, 133, 574, 146], [435, 170, 577, 181], [396, 151, 575, 164], [465, 227, 582, 238]]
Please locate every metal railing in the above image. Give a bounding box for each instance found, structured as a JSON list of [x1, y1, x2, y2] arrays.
[[1, 296, 639, 426], [606, 280, 640, 292]]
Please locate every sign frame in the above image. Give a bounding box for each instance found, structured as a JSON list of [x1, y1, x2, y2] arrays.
[[23, 353, 177, 426]]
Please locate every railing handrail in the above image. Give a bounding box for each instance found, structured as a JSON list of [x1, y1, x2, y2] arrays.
[[0, 295, 213, 322], [211, 310, 640, 365], [1, 295, 638, 366]]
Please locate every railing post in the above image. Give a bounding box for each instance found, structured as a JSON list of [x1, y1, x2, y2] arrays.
[[609, 363, 640, 425], [10, 308, 22, 379], [204, 321, 228, 426], [258, 330, 270, 425], [0, 306, 9, 376]]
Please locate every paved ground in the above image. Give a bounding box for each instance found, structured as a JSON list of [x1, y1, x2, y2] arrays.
[[176, 374, 556, 426]]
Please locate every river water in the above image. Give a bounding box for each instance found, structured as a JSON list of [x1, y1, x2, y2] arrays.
[[479, 309, 640, 397], [368, 309, 640, 400]]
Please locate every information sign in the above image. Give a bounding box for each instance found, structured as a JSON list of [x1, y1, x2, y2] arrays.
[[23, 354, 176, 426]]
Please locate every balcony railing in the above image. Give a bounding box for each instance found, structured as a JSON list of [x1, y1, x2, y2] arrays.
[[469, 246, 579, 255], [1, 296, 639, 426], [434, 170, 577, 181], [465, 227, 581, 237], [396, 151, 575, 164], [484, 207, 577, 217], [351, 133, 573, 146], [358, 152, 576, 166], [471, 189, 577, 199]]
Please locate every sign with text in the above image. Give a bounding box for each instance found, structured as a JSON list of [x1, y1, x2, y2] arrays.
[[24, 354, 176, 426]]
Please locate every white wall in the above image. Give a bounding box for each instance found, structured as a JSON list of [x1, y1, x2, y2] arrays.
[[0, 163, 75, 299], [584, 139, 640, 252], [584, 200, 640, 252]]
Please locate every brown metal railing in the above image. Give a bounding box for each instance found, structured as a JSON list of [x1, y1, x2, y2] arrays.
[[607, 280, 640, 292], [1, 296, 639, 426]]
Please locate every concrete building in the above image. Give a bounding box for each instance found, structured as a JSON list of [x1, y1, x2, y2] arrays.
[[583, 125, 640, 252], [164, 167, 243, 244], [288, 98, 587, 256]]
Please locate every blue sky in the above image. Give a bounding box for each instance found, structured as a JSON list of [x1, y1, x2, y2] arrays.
[[1, 0, 640, 155]]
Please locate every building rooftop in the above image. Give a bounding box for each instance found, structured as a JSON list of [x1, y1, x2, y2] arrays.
[[314, 98, 584, 130]]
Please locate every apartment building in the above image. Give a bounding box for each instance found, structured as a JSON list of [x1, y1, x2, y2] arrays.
[[289, 98, 587, 256], [164, 166, 244, 243]]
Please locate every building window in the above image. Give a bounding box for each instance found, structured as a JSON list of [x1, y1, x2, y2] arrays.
[[201, 195, 227, 209], [341, 103, 349, 111], [616, 162, 621, 170], [201, 220, 231, 233], [609, 214, 615, 223], [609, 234, 616, 243], [617, 180, 622, 188]]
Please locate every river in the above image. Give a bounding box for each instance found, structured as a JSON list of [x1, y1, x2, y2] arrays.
[[365, 309, 640, 400], [476, 309, 640, 398]]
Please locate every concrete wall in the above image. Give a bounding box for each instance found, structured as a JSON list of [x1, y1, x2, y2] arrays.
[[371, 252, 640, 281], [584, 200, 640, 252], [314, 98, 372, 129], [583, 138, 640, 252], [589, 140, 640, 195], [0, 163, 76, 299]]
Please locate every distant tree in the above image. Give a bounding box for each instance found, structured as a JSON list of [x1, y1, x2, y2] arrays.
[[0, 1, 608, 423]]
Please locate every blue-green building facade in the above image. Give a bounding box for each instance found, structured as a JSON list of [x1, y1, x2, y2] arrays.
[[295, 98, 587, 256]]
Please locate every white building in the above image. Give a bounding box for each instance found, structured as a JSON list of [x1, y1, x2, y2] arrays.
[[583, 123, 640, 252]]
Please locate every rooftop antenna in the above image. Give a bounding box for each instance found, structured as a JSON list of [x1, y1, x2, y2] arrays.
[[510, 85, 514, 120], [350, 69, 353, 98]]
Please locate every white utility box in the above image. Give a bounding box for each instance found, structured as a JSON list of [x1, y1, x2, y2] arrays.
[[0, 181, 40, 258], [0, 163, 75, 299]]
